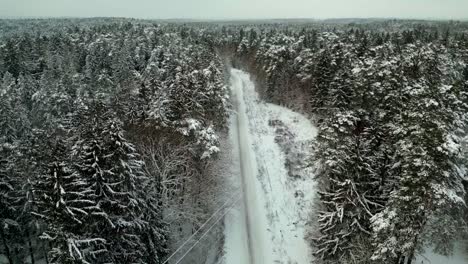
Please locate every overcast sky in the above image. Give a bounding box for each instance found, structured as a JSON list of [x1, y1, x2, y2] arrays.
[[0, 0, 467, 20]]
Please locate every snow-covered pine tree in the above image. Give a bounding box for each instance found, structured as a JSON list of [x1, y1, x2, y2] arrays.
[[0, 141, 21, 264], [31, 130, 104, 264], [139, 173, 168, 264], [313, 107, 388, 264], [371, 44, 468, 263], [73, 104, 159, 263], [0, 69, 39, 263]]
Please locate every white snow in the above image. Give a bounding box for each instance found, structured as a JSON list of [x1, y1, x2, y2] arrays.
[[416, 242, 468, 264], [223, 69, 317, 264], [222, 110, 251, 264]]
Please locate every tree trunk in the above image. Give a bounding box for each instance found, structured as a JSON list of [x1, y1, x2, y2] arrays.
[[396, 253, 406, 264], [406, 251, 415, 264], [398, 255, 405, 264], [14, 247, 20, 264], [0, 227, 14, 264], [43, 242, 49, 264], [25, 228, 35, 264], [400, 256, 406, 264]]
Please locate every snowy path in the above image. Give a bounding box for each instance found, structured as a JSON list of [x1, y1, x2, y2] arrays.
[[223, 69, 318, 264]]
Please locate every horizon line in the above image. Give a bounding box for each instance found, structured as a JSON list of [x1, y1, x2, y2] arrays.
[[0, 16, 467, 22]]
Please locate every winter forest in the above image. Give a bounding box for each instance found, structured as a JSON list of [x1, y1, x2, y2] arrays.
[[1, 17, 468, 264]]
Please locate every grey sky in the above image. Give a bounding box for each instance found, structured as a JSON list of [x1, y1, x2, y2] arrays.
[[0, 0, 467, 20]]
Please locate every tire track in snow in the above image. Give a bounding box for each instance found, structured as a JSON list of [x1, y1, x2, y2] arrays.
[[232, 70, 255, 264]]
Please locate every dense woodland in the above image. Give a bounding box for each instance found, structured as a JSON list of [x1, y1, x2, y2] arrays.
[[1, 18, 468, 264], [0, 19, 229, 264]]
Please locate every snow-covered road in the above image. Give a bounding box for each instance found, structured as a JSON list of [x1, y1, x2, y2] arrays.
[[223, 69, 318, 264]]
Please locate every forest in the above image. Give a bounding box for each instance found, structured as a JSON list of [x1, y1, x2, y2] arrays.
[[1, 18, 468, 264]]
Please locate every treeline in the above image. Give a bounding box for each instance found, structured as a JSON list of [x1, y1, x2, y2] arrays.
[[219, 23, 468, 263], [0, 22, 228, 263]]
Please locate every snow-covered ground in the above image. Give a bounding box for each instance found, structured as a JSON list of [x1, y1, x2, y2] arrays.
[[415, 242, 468, 264], [223, 69, 318, 264]]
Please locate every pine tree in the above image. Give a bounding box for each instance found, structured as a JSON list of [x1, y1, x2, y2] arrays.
[[0, 142, 21, 264], [74, 106, 150, 263], [31, 130, 104, 263], [371, 44, 468, 263], [140, 174, 168, 264]]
